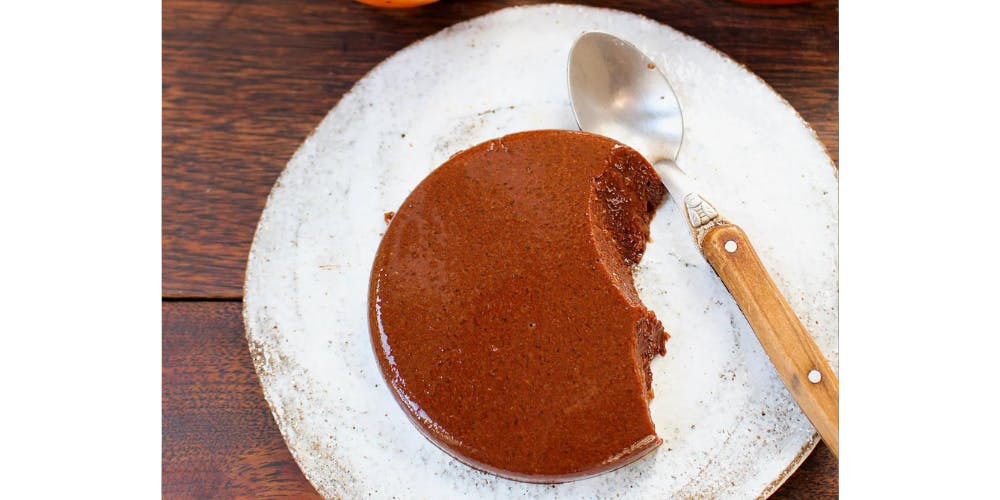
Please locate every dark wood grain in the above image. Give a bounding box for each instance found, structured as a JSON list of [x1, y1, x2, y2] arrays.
[[163, 301, 321, 499], [163, 0, 838, 297], [773, 442, 838, 499], [163, 301, 836, 498]]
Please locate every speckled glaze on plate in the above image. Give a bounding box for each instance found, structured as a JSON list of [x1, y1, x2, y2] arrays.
[[243, 4, 838, 499]]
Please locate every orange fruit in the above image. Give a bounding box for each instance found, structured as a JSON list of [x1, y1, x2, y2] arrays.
[[353, 0, 440, 7]]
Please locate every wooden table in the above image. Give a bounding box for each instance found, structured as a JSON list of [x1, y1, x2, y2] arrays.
[[163, 0, 838, 497]]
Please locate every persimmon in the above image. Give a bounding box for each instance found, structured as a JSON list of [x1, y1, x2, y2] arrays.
[[354, 0, 439, 7]]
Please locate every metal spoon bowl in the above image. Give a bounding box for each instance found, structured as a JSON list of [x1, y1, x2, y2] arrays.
[[568, 31, 683, 163], [568, 32, 706, 221]]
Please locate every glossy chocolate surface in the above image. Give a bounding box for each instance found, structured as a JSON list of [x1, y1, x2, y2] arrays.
[[369, 130, 668, 482]]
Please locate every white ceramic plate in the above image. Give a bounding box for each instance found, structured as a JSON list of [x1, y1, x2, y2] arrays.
[[244, 4, 838, 499]]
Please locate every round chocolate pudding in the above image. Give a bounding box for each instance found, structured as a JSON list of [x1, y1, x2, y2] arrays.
[[368, 130, 669, 482]]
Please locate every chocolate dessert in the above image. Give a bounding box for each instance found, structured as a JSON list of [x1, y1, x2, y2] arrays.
[[368, 130, 669, 482]]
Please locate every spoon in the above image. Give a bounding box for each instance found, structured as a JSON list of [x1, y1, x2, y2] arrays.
[[568, 32, 839, 458]]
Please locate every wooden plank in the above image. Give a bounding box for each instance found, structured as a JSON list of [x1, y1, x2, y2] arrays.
[[774, 443, 839, 499], [163, 0, 838, 297], [163, 301, 320, 498], [162, 301, 837, 497]]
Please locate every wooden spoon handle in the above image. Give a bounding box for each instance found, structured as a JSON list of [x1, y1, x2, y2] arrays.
[[701, 223, 839, 458]]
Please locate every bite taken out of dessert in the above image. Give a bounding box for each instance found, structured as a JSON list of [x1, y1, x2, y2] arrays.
[[368, 129, 670, 483]]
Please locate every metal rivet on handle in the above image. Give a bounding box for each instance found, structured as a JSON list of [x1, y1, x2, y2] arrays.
[[808, 370, 822, 384], [724, 240, 738, 253]]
